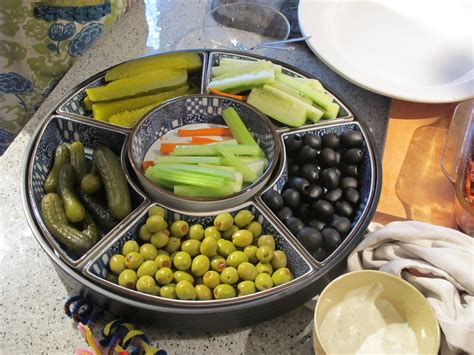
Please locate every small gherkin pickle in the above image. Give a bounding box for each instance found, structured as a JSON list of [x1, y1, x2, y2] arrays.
[[214, 213, 234, 231]]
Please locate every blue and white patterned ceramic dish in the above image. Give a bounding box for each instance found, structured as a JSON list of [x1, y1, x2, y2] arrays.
[[85, 201, 312, 306], [27, 115, 149, 269], [257, 122, 376, 265], [128, 94, 281, 213]]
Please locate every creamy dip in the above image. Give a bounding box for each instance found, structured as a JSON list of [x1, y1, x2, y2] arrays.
[[319, 283, 419, 354]]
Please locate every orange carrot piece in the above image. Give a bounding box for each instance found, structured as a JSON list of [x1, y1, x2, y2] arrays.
[[191, 137, 219, 144], [177, 127, 232, 137], [142, 160, 155, 170], [208, 88, 248, 101]]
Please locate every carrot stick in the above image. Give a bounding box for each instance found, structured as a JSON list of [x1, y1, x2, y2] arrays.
[[191, 137, 219, 144], [177, 127, 232, 137], [208, 88, 248, 101], [142, 160, 155, 170]]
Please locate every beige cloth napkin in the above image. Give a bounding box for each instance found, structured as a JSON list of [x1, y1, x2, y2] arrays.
[[347, 221, 474, 355]]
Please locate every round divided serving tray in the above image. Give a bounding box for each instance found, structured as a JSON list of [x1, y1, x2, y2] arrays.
[[21, 49, 381, 330]]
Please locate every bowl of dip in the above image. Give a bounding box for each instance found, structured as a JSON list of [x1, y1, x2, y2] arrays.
[[313, 270, 440, 355]]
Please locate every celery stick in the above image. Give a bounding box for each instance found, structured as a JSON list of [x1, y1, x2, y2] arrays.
[[232, 172, 243, 192], [157, 163, 235, 181], [154, 156, 221, 164], [247, 160, 264, 177], [146, 166, 225, 188], [174, 185, 234, 197], [155, 177, 175, 189], [222, 107, 264, 157], [198, 164, 236, 172], [220, 156, 266, 166], [215, 145, 257, 182], [171, 144, 262, 157]]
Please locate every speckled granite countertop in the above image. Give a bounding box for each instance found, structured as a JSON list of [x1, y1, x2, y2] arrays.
[[0, 1, 390, 353]]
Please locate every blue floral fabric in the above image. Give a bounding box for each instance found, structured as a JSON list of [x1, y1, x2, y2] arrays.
[[68, 22, 104, 57]]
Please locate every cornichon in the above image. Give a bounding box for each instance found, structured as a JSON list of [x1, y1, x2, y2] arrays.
[[44, 144, 70, 193], [58, 164, 86, 223], [70, 141, 88, 182], [41, 193, 96, 258], [81, 167, 102, 195], [93, 145, 131, 220], [78, 189, 118, 232]]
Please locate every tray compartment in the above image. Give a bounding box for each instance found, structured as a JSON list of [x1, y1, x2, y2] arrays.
[[85, 201, 313, 306], [28, 115, 149, 269]]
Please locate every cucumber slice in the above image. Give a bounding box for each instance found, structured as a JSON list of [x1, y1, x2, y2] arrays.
[[316, 101, 340, 119], [218, 58, 256, 66], [295, 77, 325, 91], [208, 69, 275, 92], [247, 87, 307, 127], [268, 81, 312, 105], [211, 60, 272, 77], [275, 72, 333, 110], [263, 85, 323, 123]]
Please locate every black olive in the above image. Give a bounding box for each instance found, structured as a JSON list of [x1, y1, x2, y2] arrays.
[[311, 248, 328, 261], [308, 219, 325, 231], [285, 217, 305, 235], [296, 227, 322, 251], [298, 145, 318, 163], [341, 165, 359, 178], [304, 134, 322, 149], [285, 135, 303, 152], [312, 200, 335, 221], [262, 190, 284, 212], [334, 151, 341, 165], [282, 188, 301, 208], [333, 167, 342, 177], [287, 157, 295, 166], [288, 164, 300, 176], [322, 133, 340, 149], [341, 130, 363, 148], [324, 188, 343, 203], [277, 206, 293, 221], [343, 148, 364, 164], [296, 203, 311, 220], [322, 228, 342, 249], [340, 176, 358, 189], [344, 187, 360, 205], [319, 148, 337, 167], [320, 168, 340, 190], [307, 184, 323, 200], [289, 177, 311, 194], [335, 201, 353, 218], [331, 216, 352, 236], [300, 163, 319, 182]]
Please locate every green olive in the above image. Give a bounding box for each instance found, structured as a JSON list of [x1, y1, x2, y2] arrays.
[[232, 230, 253, 248], [170, 220, 189, 238], [159, 283, 177, 299], [204, 226, 221, 240], [221, 225, 239, 240], [136, 275, 160, 295], [109, 254, 126, 275], [156, 249, 169, 256], [214, 212, 234, 231], [255, 273, 273, 291], [106, 272, 118, 284], [188, 224, 204, 241], [139, 243, 158, 261], [173, 271, 194, 284], [203, 270, 220, 289], [145, 215, 167, 233], [164, 237, 181, 254], [137, 260, 158, 278], [226, 251, 248, 268], [148, 205, 166, 218], [138, 225, 152, 242], [220, 267, 239, 285], [118, 269, 138, 289], [181, 239, 201, 257], [272, 268, 293, 286], [154, 254, 172, 268], [256, 245, 274, 263], [237, 262, 258, 281], [217, 239, 237, 257], [191, 255, 210, 277], [125, 252, 144, 270], [195, 284, 212, 300], [200, 237, 218, 257], [237, 280, 256, 296], [256, 262, 273, 275], [246, 221, 262, 239], [121, 240, 139, 256], [150, 231, 169, 249], [257, 235, 276, 251], [176, 280, 197, 300], [173, 251, 191, 271], [213, 284, 236, 299], [233, 210, 254, 228], [210, 255, 227, 273], [271, 250, 287, 269], [155, 267, 174, 285], [243, 245, 259, 264]]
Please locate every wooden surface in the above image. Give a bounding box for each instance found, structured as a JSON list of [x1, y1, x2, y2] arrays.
[[374, 100, 459, 229]]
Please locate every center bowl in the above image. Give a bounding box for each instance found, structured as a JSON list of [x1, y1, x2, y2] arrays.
[[128, 94, 281, 213]]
